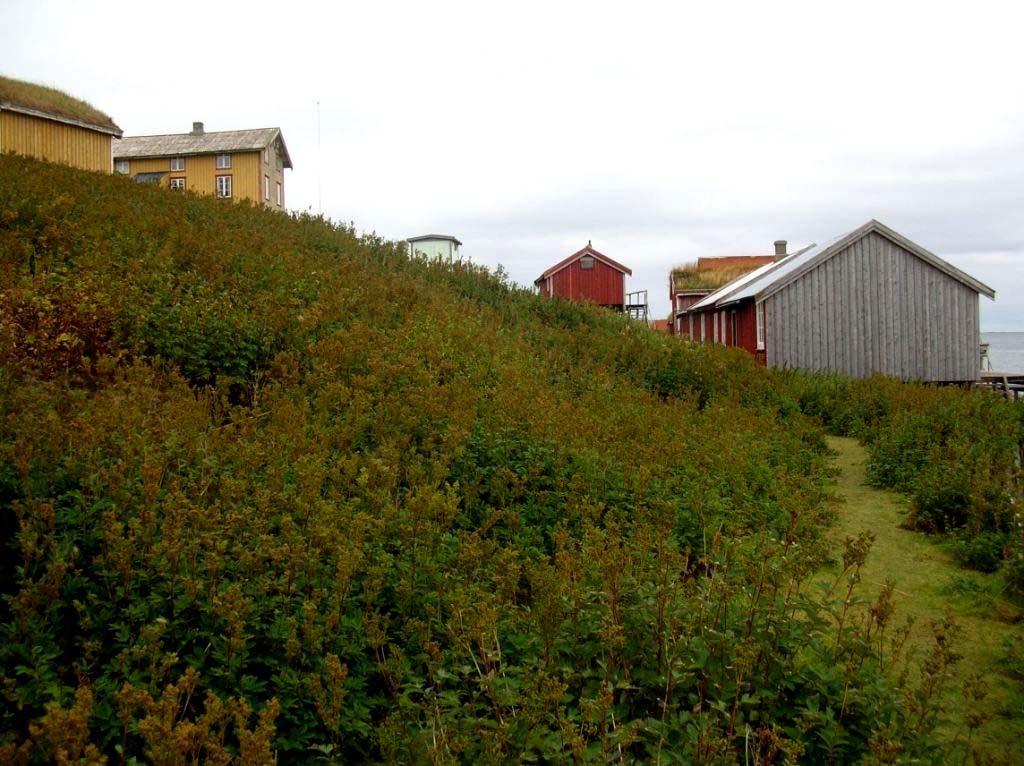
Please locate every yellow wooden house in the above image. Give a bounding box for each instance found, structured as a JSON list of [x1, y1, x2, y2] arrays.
[[113, 122, 292, 209], [0, 75, 122, 172]]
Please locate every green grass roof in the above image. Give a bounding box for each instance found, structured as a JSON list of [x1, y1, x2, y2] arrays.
[[0, 75, 120, 134], [671, 262, 757, 291]]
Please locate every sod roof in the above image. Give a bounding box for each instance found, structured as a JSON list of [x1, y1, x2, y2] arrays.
[[671, 255, 775, 291], [0, 75, 121, 136]]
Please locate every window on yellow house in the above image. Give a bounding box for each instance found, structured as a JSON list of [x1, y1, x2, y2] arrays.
[[215, 175, 232, 198]]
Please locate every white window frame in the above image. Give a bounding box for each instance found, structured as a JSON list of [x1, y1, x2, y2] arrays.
[[169, 177, 186, 191], [215, 174, 232, 198], [580, 255, 595, 270], [756, 301, 765, 351], [216, 153, 231, 169], [114, 159, 129, 174], [170, 156, 185, 171], [264, 175, 270, 200], [276, 181, 282, 206]]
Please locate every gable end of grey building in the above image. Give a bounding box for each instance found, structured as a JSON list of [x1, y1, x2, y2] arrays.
[[763, 230, 985, 382]]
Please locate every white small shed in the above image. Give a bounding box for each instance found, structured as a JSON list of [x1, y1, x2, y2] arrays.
[[407, 234, 462, 261]]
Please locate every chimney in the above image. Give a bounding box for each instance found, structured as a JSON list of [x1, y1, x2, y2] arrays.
[[774, 239, 788, 261], [191, 121, 204, 135]]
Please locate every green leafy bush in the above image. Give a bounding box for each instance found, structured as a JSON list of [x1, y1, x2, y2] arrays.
[[951, 531, 1008, 573]]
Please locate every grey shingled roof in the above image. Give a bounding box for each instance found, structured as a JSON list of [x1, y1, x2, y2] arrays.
[[113, 127, 293, 168]]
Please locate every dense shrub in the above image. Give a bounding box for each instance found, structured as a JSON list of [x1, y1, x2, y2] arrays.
[[1006, 515, 1024, 592], [951, 531, 1008, 573], [0, 155, 961, 762]]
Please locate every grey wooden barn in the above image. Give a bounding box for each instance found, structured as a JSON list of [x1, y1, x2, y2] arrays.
[[687, 220, 995, 381]]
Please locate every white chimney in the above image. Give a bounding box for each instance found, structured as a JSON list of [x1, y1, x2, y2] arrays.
[[774, 239, 788, 261]]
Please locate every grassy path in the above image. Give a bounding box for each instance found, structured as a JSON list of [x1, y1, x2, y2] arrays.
[[825, 436, 1024, 760]]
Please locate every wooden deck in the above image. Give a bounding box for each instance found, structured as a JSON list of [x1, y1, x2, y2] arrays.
[[977, 371, 1024, 398]]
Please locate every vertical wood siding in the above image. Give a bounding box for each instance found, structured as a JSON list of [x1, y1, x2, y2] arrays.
[[688, 302, 758, 352], [764, 232, 980, 381], [259, 140, 286, 210], [122, 152, 263, 203], [0, 110, 111, 173], [734, 301, 758, 353], [548, 260, 625, 307]]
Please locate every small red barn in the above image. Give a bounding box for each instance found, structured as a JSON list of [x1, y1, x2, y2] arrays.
[[535, 243, 631, 310]]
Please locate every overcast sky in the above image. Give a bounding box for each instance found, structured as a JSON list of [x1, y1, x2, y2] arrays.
[[4, 0, 1023, 326]]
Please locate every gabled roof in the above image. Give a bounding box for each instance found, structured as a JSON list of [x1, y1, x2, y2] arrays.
[[536, 244, 632, 283], [732, 220, 995, 304], [114, 127, 293, 168], [688, 220, 996, 312], [0, 75, 121, 136], [407, 234, 462, 245], [689, 245, 814, 311]]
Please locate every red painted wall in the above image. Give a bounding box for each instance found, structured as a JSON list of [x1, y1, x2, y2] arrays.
[[686, 300, 762, 360], [676, 294, 704, 312], [734, 302, 759, 354], [547, 259, 625, 307]]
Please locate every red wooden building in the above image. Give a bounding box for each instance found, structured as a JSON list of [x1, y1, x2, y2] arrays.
[[535, 243, 631, 310], [669, 255, 775, 335]]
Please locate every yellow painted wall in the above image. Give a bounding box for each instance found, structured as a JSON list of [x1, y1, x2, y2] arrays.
[[259, 141, 286, 210], [0, 109, 112, 173], [121, 152, 264, 204]]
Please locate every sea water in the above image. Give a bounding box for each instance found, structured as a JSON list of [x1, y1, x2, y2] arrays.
[[982, 332, 1024, 372]]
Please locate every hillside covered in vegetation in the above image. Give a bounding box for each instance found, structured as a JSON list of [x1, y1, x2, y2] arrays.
[[1, 154, 1021, 763]]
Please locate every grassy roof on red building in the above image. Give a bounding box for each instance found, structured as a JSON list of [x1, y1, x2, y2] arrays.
[[671, 255, 774, 291]]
